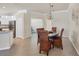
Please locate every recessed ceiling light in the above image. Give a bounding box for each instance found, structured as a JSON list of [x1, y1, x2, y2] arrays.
[[2, 6, 6, 8]]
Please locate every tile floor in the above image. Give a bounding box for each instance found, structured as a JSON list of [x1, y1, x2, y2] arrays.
[[0, 33, 78, 56]]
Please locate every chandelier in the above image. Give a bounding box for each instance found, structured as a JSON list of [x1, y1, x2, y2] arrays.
[[49, 3, 53, 20]]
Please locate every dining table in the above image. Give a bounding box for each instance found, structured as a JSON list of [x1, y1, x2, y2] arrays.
[[44, 29, 59, 40], [48, 31, 59, 40]]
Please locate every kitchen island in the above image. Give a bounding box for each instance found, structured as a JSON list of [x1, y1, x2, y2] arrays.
[[0, 30, 13, 50]]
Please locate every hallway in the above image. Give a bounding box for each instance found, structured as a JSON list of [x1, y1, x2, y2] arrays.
[[0, 33, 78, 56]]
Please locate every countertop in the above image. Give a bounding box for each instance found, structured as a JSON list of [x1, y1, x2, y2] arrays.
[[0, 29, 13, 33]]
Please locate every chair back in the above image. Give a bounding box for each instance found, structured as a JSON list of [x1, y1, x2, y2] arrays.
[[37, 28, 44, 32], [40, 30, 49, 41], [60, 28, 64, 38], [39, 30, 51, 55], [39, 30, 50, 51], [52, 27, 56, 32], [37, 28, 44, 39]]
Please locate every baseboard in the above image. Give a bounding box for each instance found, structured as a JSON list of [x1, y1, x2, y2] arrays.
[[63, 36, 69, 38], [69, 37, 79, 55], [15, 35, 31, 39], [15, 37, 25, 39], [24, 35, 31, 39], [0, 47, 10, 50]]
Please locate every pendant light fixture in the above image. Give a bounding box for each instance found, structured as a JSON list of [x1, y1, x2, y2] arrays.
[[49, 3, 53, 20]]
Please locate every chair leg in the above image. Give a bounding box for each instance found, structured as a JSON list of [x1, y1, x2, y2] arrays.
[[53, 42, 54, 48], [37, 40, 39, 45], [39, 49, 41, 53], [37, 43, 38, 45], [51, 41, 54, 48], [49, 44, 51, 49], [53, 45, 54, 48], [61, 47, 63, 49], [61, 45, 63, 49], [47, 52, 49, 56]]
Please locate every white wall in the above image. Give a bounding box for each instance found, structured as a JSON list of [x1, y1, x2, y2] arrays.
[[24, 11, 31, 38], [15, 10, 31, 39], [31, 12, 48, 30], [68, 4, 79, 55], [15, 12, 24, 38], [52, 10, 70, 37], [31, 18, 44, 32], [31, 12, 44, 19], [44, 19, 52, 31]]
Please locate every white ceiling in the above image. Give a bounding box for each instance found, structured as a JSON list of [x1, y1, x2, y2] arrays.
[[0, 3, 69, 15]]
